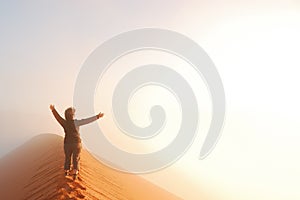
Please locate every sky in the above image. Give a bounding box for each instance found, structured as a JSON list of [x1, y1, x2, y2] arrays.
[[1, 1, 300, 199]]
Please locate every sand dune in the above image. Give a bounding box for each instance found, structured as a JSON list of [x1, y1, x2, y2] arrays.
[[0, 134, 181, 200]]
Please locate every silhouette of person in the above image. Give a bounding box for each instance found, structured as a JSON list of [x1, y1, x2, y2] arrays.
[[50, 104, 104, 179]]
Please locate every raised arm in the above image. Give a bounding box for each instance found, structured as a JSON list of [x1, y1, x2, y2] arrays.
[[75, 112, 104, 127], [50, 105, 65, 127]]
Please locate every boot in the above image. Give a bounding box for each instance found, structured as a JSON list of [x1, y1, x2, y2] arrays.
[[64, 170, 70, 176], [73, 169, 79, 180]]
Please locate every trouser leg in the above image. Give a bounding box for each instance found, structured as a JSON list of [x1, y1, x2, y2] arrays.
[[72, 143, 81, 171], [64, 144, 72, 170]]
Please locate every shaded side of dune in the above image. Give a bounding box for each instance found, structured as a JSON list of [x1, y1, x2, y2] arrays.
[[0, 134, 181, 200]]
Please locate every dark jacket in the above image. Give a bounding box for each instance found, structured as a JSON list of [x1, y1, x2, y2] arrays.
[[52, 108, 97, 144]]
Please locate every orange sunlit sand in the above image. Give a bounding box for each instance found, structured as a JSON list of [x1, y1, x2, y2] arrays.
[[0, 134, 181, 200]]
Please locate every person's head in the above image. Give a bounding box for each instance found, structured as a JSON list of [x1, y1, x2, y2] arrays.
[[65, 107, 75, 121]]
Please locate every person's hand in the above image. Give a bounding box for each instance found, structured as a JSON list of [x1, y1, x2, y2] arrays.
[[50, 104, 55, 111], [97, 112, 104, 119]]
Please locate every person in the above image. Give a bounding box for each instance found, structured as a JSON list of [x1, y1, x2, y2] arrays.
[[50, 104, 104, 179]]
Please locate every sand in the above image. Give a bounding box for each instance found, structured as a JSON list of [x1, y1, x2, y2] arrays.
[[0, 134, 181, 200]]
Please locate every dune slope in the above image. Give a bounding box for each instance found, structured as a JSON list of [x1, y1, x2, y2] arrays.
[[0, 134, 181, 200]]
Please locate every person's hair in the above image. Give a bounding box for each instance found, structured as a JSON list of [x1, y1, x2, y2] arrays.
[[65, 107, 75, 121]]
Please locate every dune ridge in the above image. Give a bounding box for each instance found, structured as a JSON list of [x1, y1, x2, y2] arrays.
[[0, 134, 181, 200]]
